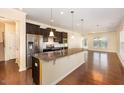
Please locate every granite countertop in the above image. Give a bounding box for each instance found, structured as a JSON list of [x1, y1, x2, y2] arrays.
[[33, 48, 84, 62]]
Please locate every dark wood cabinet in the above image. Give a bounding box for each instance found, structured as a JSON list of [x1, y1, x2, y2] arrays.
[[54, 31, 60, 42], [59, 32, 63, 43], [26, 23, 68, 43], [42, 29, 50, 42], [53, 32, 68, 43], [62, 32, 67, 38], [26, 23, 40, 35], [58, 32, 68, 43], [39, 28, 45, 35]]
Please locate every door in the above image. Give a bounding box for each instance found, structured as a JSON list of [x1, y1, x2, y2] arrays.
[[0, 32, 5, 61]]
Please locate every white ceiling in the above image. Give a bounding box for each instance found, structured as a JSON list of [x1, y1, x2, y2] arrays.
[[23, 8, 124, 34]]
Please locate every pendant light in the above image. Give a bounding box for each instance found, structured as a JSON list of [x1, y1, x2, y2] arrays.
[[71, 10, 74, 31], [81, 19, 84, 33], [70, 10, 74, 39], [49, 8, 54, 37]]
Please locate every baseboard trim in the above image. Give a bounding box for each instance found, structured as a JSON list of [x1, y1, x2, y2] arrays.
[[50, 61, 85, 85]]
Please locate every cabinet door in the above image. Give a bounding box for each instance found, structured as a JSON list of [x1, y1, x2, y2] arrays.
[[39, 28, 44, 35], [62, 32, 67, 38], [26, 23, 40, 34], [54, 31, 59, 42], [43, 30, 49, 42], [59, 32, 63, 43], [26, 23, 31, 34]]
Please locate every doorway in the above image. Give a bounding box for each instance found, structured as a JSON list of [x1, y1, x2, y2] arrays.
[[0, 23, 5, 62], [0, 20, 21, 84], [0, 21, 17, 62]]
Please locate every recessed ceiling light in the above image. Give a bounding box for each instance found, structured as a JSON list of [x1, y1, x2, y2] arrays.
[[60, 11, 64, 15], [81, 19, 84, 21]]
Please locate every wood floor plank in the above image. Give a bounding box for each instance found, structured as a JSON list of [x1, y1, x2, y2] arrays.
[[58, 51, 124, 85], [0, 51, 124, 85], [0, 59, 33, 85]]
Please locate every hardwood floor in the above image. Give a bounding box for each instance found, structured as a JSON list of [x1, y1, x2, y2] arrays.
[[0, 51, 124, 85], [0, 59, 33, 85], [58, 51, 124, 85]]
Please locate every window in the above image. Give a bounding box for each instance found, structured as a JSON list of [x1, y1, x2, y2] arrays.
[[93, 37, 107, 48]]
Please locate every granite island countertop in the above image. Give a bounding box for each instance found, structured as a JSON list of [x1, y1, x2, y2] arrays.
[[33, 48, 84, 62]]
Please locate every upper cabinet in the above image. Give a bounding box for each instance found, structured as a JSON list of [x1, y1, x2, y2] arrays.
[[26, 23, 40, 35], [59, 32, 68, 43], [53, 32, 62, 43], [26, 23, 68, 43], [62, 32, 67, 38], [42, 28, 50, 42]]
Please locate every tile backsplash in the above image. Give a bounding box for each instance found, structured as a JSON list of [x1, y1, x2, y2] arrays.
[[43, 42, 67, 49]]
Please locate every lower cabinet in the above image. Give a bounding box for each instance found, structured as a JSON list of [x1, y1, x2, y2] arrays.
[[43, 36, 48, 42]]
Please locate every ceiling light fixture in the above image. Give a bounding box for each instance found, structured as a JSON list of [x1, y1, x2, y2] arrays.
[[81, 19, 84, 32], [49, 8, 54, 37], [70, 10, 74, 31], [70, 10, 74, 39]]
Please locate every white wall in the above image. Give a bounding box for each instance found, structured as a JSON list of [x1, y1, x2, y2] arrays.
[[68, 31, 83, 48], [86, 31, 118, 52], [26, 20, 83, 49]]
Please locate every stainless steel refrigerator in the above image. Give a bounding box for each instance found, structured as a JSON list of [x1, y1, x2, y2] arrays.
[[26, 34, 43, 69]]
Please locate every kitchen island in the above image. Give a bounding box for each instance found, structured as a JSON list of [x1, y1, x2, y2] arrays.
[[32, 48, 87, 85]]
